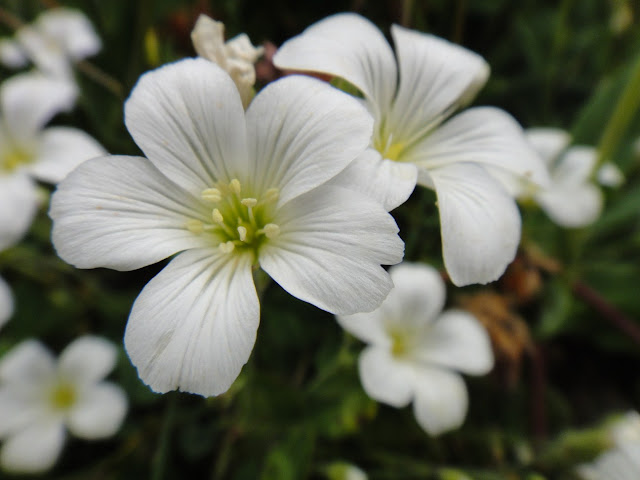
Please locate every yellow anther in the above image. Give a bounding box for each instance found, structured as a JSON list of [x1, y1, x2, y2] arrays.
[[218, 241, 235, 253], [264, 188, 280, 202], [212, 208, 224, 224], [263, 223, 280, 239], [229, 179, 241, 194], [201, 188, 222, 203], [241, 198, 258, 208], [385, 142, 405, 162], [237, 226, 248, 242], [186, 219, 204, 234]]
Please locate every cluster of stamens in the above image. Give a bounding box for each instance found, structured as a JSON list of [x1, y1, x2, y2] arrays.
[[187, 178, 280, 254], [1, 147, 33, 173]]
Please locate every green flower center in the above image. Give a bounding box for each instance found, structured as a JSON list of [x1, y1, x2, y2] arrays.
[[389, 329, 411, 358], [1, 147, 34, 172], [373, 129, 405, 162], [50, 383, 77, 410], [187, 178, 280, 255]]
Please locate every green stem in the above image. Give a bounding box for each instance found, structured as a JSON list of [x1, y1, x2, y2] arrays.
[[151, 393, 179, 480], [596, 50, 640, 169], [401, 0, 415, 27]]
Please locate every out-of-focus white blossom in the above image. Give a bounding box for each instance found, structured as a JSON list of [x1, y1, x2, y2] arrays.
[[0, 336, 128, 474], [326, 462, 368, 480], [0, 71, 106, 251], [337, 262, 494, 436], [191, 14, 264, 108], [274, 13, 549, 286], [0, 274, 12, 330]]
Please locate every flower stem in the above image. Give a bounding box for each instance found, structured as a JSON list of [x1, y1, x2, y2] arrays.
[[595, 50, 640, 169], [151, 393, 178, 480]]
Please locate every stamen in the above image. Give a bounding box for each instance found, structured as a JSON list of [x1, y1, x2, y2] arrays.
[[212, 209, 224, 224], [218, 241, 235, 253], [186, 219, 204, 234], [264, 188, 280, 203], [263, 223, 280, 239], [241, 198, 258, 208], [201, 188, 222, 203], [237, 226, 248, 242], [229, 179, 241, 194]]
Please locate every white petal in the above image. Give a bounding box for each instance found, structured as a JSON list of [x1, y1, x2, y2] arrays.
[[124, 58, 248, 193], [358, 346, 414, 408], [273, 12, 397, 117], [414, 310, 494, 375], [191, 14, 226, 62], [57, 336, 117, 384], [124, 249, 259, 397], [0, 388, 48, 437], [245, 74, 373, 205], [28, 127, 107, 184], [525, 127, 571, 165], [412, 367, 468, 435], [409, 107, 550, 194], [36, 8, 101, 61], [381, 262, 447, 331], [0, 419, 65, 474], [597, 162, 624, 187], [0, 39, 28, 68], [259, 185, 403, 315], [16, 26, 73, 79], [388, 25, 489, 142], [0, 276, 13, 329], [0, 71, 76, 141], [50, 155, 211, 271], [335, 311, 390, 348], [535, 184, 603, 228], [552, 146, 597, 184], [67, 382, 127, 439], [328, 149, 417, 211], [0, 173, 39, 251], [427, 163, 521, 286], [0, 340, 55, 383]]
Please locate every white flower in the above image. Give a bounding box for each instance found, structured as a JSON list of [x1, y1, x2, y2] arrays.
[[0, 336, 127, 474], [273, 13, 548, 286], [524, 128, 624, 228], [577, 411, 640, 480], [50, 58, 404, 397], [0, 71, 106, 250], [336, 262, 494, 436], [326, 462, 368, 480], [191, 14, 264, 108], [0, 8, 101, 80], [0, 274, 12, 330]]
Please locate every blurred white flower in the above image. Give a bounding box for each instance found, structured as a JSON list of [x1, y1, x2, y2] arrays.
[[326, 462, 368, 480], [0, 8, 101, 81], [0, 71, 106, 250], [50, 58, 404, 397], [578, 411, 640, 480], [274, 13, 549, 286], [336, 262, 494, 436], [0, 274, 12, 330], [191, 14, 264, 108], [0, 336, 127, 474], [524, 128, 624, 228]]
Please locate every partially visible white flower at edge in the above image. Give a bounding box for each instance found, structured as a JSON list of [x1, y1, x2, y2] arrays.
[[50, 58, 403, 398], [0, 336, 128, 474], [336, 262, 494, 436], [326, 462, 368, 480], [191, 14, 264, 108], [524, 128, 624, 228], [577, 411, 640, 480], [274, 13, 549, 287], [0, 71, 106, 251], [0, 7, 101, 81], [0, 273, 12, 330]]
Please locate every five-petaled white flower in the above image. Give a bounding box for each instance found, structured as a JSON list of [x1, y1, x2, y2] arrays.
[[273, 13, 549, 286], [0, 71, 106, 251], [524, 128, 624, 228], [336, 262, 494, 436], [0, 336, 127, 474], [50, 58, 404, 397], [0, 8, 101, 81], [577, 411, 640, 480], [191, 14, 264, 108]]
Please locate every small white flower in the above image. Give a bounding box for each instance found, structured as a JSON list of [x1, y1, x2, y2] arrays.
[[191, 14, 264, 108], [577, 411, 640, 480], [50, 58, 404, 397], [0, 8, 101, 80], [336, 262, 494, 436], [0, 336, 128, 474], [524, 128, 624, 228], [326, 462, 368, 480], [0, 71, 106, 250], [274, 13, 549, 286], [0, 274, 13, 330]]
